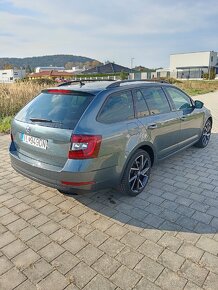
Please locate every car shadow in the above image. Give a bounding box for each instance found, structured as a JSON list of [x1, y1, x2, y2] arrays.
[[69, 133, 218, 234]]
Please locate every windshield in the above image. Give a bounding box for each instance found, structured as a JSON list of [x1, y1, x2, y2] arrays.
[[15, 91, 94, 130]]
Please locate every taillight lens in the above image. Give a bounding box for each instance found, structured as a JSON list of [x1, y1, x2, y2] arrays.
[[68, 135, 102, 159]]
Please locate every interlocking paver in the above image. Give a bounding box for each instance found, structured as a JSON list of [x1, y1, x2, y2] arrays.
[[0, 255, 13, 275], [177, 242, 204, 263], [135, 277, 162, 290], [62, 235, 87, 255], [26, 233, 51, 251], [0, 267, 26, 290], [76, 243, 103, 266], [158, 248, 185, 271], [51, 251, 80, 275], [110, 265, 141, 290], [138, 239, 164, 260], [92, 254, 121, 278], [74, 221, 94, 238], [0, 231, 16, 248], [83, 274, 116, 290], [50, 228, 73, 244], [17, 226, 40, 242], [158, 233, 182, 252], [12, 248, 40, 270], [115, 246, 143, 269], [86, 229, 109, 247], [184, 281, 202, 290], [180, 260, 209, 287], [2, 239, 27, 259], [156, 268, 187, 290], [1, 92, 218, 289], [37, 270, 69, 290], [203, 272, 218, 290], [105, 223, 129, 240], [23, 258, 53, 283], [66, 261, 96, 289], [99, 237, 125, 257], [39, 242, 65, 262], [200, 252, 218, 274], [134, 256, 164, 282], [196, 236, 218, 255]]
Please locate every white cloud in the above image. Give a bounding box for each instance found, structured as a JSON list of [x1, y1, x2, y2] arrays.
[[0, 0, 218, 67]]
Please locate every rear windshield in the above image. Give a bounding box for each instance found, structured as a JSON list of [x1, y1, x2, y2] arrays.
[[15, 91, 94, 129]]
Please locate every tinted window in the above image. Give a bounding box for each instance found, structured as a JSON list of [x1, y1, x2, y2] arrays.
[[98, 91, 134, 123], [165, 87, 192, 110], [141, 87, 171, 115], [15, 91, 94, 129], [133, 90, 149, 118]]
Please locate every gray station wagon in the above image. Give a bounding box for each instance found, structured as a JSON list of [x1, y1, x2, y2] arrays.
[[9, 80, 212, 196]]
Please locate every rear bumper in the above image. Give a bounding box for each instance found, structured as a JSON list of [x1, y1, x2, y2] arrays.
[[9, 150, 117, 194]]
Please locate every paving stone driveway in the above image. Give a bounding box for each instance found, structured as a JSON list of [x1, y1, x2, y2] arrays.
[[0, 91, 218, 290]]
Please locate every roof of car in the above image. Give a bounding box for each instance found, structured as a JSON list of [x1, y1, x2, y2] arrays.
[[47, 80, 172, 94]]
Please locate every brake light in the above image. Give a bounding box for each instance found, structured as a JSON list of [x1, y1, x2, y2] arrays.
[[68, 135, 102, 159], [47, 89, 72, 94]]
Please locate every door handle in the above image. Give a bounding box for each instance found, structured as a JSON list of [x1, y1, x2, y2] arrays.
[[148, 123, 157, 129], [180, 116, 187, 121]]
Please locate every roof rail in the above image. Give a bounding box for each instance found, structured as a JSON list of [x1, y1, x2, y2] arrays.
[[106, 79, 169, 89], [57, 79, 115, 87]]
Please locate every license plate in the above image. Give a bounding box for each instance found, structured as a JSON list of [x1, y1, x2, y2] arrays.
[[21, 134, 48, 150]]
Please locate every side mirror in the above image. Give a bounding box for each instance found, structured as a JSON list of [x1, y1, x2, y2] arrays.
[[194, 100, 204, 109]]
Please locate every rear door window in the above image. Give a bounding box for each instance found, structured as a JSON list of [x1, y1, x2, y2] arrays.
[[15, 91, 94, 129], [141, 87, 171, 115], [133, 89, 150, 118], [98, 90, 134, 123]]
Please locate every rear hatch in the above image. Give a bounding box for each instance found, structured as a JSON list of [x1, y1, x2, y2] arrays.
[[12, 89, 95, 167]]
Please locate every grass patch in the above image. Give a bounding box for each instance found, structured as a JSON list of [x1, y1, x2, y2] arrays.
[[0, 81, 50, 118], [0, 116, 13, 133], [175, 80, 218, 96]]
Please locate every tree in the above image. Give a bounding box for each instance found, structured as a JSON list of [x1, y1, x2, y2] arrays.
[[119, 71, 128, 80], [3, 63, 13, 69]]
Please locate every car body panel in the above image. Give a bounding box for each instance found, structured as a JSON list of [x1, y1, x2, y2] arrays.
[[9, 81, 212, 194]]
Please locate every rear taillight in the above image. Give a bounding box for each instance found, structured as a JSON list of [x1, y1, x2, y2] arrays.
[[68, 135, 102, 159]]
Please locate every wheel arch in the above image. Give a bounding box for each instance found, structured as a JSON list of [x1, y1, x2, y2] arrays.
[[119, 142, 156, 183]]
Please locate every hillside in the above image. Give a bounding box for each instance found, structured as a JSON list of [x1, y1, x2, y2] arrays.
[[0, 54, 98, 69]]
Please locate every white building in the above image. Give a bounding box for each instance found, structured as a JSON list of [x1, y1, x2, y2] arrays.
[[35, 66, 65, 73], [170, 51, 218, 79], [0, 69, 26, 83]]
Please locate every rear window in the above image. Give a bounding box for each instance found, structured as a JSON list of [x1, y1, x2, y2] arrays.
[[15, 91, 94, 129]]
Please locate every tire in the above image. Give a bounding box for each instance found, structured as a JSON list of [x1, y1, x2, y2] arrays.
[[120, 149, 151, 196], [194, 119, 212, 148]]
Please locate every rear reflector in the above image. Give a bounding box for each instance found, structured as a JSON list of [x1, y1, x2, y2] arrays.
[[68, 135, 102, 159], [47, 89, 72, 94], [61, 181, 95, 186]]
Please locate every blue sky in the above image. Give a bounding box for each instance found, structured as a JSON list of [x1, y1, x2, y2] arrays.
[[0, 0, 218, 68]]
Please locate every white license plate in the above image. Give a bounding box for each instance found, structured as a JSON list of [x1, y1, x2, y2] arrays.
[[21, 134, 48, 150]]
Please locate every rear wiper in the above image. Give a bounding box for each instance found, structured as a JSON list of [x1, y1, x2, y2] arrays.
[[30, 118, 62, 124]]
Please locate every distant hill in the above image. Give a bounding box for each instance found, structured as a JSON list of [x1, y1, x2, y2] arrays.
[[0, 54, 98, 69]]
